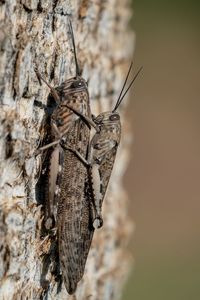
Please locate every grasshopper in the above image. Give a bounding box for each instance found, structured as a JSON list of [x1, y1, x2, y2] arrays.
[[35, 21, 98, 294], [36, 19, 141, 294], [67, 63, 142, 229]]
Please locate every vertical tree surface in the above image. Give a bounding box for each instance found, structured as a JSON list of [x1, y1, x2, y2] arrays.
[[0, 1, 135, 299]]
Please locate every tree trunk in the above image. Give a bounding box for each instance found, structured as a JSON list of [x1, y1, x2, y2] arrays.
[[0, 1, 135, 299]]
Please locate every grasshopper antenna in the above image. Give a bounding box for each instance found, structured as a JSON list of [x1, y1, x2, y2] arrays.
[[68, 20, 80, 77], [113, 66, 143, 112], [113, 62, 133, 112]]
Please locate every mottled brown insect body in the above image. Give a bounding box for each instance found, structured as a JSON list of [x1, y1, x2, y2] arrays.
[[37, 74, 94, 295], [55, 79, 94, 295], [87, 111, 121, 227], [57, 125, 93, 294], [36, 21, 96, 295], [86, 65, 142, 228], [36, 20, 142, 294]]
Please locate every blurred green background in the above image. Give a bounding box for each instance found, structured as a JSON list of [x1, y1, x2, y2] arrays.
[[123, 0, 200, 299]]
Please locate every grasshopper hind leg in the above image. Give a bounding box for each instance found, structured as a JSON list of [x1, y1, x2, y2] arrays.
[[88, 164, 104, 229]]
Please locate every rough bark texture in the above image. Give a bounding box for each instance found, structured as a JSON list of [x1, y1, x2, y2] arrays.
[[0, 1, 135, 299]]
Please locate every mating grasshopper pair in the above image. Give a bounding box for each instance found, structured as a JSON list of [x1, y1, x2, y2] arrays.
[[35, 20, 141, 294]]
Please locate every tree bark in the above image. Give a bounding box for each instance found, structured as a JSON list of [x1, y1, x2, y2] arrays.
[[0, 1, 135, 299]]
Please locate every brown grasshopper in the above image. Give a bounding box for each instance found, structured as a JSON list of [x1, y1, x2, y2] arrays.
[[36, 19, 141, 294], [35, 21, 98, 294], [66, 63, 142, 229]]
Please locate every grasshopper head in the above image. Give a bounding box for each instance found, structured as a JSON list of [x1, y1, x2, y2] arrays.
[[93, 111, 121, 146], [94, 111, 120, 125]]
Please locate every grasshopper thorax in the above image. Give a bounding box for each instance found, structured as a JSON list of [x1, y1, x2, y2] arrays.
[[58, 76, 88, 97]]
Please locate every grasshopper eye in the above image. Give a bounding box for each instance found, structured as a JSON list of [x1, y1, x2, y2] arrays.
[[109, 114, 120, 121], [70, 81, 82, 88]]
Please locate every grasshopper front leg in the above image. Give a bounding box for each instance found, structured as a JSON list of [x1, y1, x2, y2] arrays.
[[62, 104, 99, 132]]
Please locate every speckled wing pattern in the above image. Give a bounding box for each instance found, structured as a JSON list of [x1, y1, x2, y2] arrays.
[[55, 89, 94, 294], [91, 121, 121, 216], [98, 145, 118, 199], [41, 83, 91, 226]]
